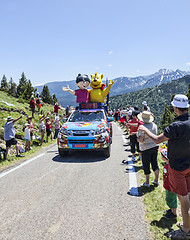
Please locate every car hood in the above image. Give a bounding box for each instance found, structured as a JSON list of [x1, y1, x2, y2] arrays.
[[62, 121, 106, 130]]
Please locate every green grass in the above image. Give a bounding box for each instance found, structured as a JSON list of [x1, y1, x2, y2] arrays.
[[0, 90, 65, 169]]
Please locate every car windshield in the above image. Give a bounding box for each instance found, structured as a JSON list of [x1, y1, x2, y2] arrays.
[[68, 110, 105, 122]]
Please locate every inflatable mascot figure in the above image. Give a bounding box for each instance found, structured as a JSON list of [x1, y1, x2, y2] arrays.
[[89, 73, 114, 103], [62, 74, 90, 103]]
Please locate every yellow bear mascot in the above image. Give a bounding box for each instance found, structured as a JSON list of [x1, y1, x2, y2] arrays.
[[89, 73, 114, 103]]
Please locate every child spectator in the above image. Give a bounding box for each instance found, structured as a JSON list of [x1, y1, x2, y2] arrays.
[[54, 115, 64, 139], [30, 96, 35, 118], [27, 116, 34, 142], [45, 117, 53, 142], [160, 147, 177, 219], [24, 123, 31, 151], [54, 102, 60, 116], [127, 110, 143, 161]]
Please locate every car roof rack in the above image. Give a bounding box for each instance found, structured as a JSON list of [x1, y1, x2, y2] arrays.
[[79, 103, 104, 110]]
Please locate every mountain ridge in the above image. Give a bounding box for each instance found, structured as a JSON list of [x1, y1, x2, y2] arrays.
[[35, 69, 190, 107]]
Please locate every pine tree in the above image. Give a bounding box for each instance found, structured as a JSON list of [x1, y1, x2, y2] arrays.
[[8, 77, 17, 96], [52, 93, 58, 104], [41, 85, 52, 104], [1, 75, 8, 90], [23, 79, 35, 100], [17, 72, 27, 98]]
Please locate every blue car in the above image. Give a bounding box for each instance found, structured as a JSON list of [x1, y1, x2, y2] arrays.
[[57, 107, 113, 157]]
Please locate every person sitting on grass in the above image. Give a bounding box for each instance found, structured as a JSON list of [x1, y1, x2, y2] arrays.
[[4, 115, 24, 159], [159, 147, 177, 219]]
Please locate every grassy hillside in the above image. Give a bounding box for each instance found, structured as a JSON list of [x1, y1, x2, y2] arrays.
[[109, 75, 190, 126], [0, 90, 65, 168]]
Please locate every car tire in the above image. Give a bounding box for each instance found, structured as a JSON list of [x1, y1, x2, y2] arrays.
[[102, 144, 111, 158], [58, 148, 69, 157]]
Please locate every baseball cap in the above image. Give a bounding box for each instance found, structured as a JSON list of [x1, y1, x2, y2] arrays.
[[171, 94, 189, 108], [25, 123, 30, 127]]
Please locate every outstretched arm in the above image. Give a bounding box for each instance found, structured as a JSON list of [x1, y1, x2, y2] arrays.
[[62, 85, 75, 95], [102, 80, 114, 98], [138, 125, 168, 144]]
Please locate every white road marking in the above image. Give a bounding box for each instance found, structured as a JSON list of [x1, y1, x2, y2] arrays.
[[0, 153, 45, 179], [121, 131, 139, 196], [128, 157, 139, 196]]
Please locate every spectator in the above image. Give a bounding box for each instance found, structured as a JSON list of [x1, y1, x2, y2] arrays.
[[137, 111, 159, 187], [159, 147, 177, 219], [142, 101, 150, 112], [138, 94, 190, 240], [4, 115, 24, 158], [54, 102, 60, 116], [27, 116, 34, 142], [45, 117, 53, 142], [54, 115, 64, 139], [30, 96, 35, 118], [127, 110, 143, 161], [23, 123, 31, 151], [39, 114, 47, 145], [36, 93, 42, 113]]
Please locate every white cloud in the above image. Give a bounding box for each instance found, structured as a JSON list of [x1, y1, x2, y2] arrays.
[[108, 51, 113, 55], [186, 62, 190, 66], [108, 64, 112, 67]]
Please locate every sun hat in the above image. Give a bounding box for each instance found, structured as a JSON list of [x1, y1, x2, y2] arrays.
[[142, 101, 147, 106], [159, 148, 168, 160], [171, 94, 189, 108], [137, 111, 154, 123], [25, 123, 30, 127], [7, 116, 13, 121]]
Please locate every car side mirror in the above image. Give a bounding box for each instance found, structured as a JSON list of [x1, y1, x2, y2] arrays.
[[107, 117, 114, 122], [62, 118, 67, 123]]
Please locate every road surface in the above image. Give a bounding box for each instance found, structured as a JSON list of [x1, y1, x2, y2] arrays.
[[0, 122, 151, 240]]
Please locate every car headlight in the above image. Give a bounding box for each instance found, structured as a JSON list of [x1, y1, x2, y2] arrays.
[[60, 128, 69, 136], [95, 127, 106, 135]]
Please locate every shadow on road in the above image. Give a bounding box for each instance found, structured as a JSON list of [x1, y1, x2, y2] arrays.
[[52, 151, 107, 163]]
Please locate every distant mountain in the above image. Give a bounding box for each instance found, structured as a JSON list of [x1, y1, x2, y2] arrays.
[[109, 75, 190, 125], [35, 69, 190, 107]]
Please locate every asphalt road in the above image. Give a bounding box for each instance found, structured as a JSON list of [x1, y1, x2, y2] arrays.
[[0, 122, 151, 240]]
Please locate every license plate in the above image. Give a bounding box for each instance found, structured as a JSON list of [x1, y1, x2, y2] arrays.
[[73, 144, 88, 148]]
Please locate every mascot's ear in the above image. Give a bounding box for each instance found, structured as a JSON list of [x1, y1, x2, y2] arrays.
[[91, 74, 94, 79], [100, 74, 103, 80]]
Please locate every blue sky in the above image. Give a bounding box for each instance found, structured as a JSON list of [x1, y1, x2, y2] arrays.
[[1, 0, 190, 86]]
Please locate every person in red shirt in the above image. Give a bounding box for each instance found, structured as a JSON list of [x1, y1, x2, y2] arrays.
[[45, 117, 53, 142], [29, 97, 35, 118], [126, 110, 143, 161], [54, 102, 60, 116]]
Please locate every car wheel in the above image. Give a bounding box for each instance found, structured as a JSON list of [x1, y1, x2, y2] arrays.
[[102, 144, 111, 158], [58, 148, 69, 157]]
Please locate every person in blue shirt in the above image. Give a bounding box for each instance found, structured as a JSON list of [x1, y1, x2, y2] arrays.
[[4, 115, 24, 159]]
